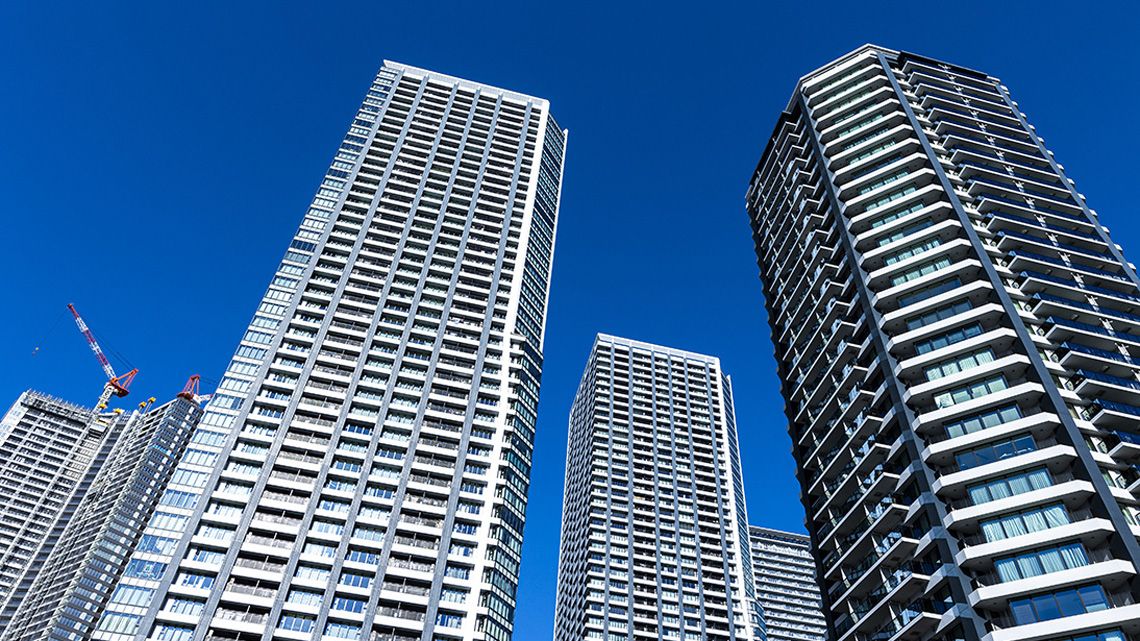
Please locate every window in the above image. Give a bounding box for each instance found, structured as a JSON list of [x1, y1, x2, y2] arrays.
[[164, 598, 205, 615], [877, 218, 932, 247], [332, 596, 366, 613], [437, 612, 465, 627], [445, 564, 471, 579], [893, 258, 952, 287], [934, 375, 1007, 409], [340, 572, 371, 588], [898, 278, 962, 308], [148, 512, 189, 533], [346, 548, 378, 564], [279, 614, 316, 632], [96, 612, 141, 634], [906, 300, 972, 332], [294, 564, 331, 582], [925, 349, 995, 381], [1010, 584, 1108, 624], [123, 559, 166, 580], [324, 622, 362, 640], [916, 323, 983, 355], [440, 588, 467, 603], [995, 543, 1089, 583], [110, 585, 154, 607], [153, 625, 194, 641], [303, 541, 336, 558], [869, 202, 925, 229], [956, 435, 1035, 471], [946, 405, 1021, 439], [981, 503, 1070, 542], [286, 589, 324, 606], [137, 534, 178, 555], [885, 237, 941, 266], [968, 467, 1051, 505]]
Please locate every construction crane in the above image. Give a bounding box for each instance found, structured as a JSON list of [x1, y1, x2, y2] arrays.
[[177, 374, 212, 405], [68, 303, 138, 410]]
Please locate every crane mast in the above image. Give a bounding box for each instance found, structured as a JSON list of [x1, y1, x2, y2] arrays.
[[67, 303, 138, 410]]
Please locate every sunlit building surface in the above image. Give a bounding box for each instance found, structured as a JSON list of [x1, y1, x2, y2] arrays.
[[93, 61, 565, 641], [747, 44, 1140, 641], [554, 334, 761, 641]]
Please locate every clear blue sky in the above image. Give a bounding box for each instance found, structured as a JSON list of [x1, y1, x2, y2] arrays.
[[2, 1, 1138, 637]]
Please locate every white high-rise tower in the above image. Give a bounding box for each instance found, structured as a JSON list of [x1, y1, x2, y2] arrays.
[[93, 62, 566, 641], [554, 334, 761, 641]]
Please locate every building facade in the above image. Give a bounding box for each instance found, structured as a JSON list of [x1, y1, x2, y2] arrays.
[[554, 334, 761, 641], [93, 62, 565, 641], [747, 526, 826, 641], [2, 394, 203, 641], [747, 44, 1140, 641], [0, 391, 124, 632]]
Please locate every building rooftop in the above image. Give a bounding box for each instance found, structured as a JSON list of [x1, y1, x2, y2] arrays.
[[594, 333, 722, 365]]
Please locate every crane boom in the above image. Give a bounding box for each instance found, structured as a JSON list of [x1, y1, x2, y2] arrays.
[[67, 303, 137, 409], [68, 303, 116, 380]]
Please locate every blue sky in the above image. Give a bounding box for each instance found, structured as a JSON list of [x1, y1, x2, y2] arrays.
[[2, 1, 1139, 637]]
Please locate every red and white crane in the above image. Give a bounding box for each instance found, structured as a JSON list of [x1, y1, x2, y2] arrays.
[[68, 303, 138, 410]]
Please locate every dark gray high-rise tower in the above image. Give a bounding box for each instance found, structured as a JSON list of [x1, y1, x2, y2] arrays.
[[747, 45, 1140, 641]]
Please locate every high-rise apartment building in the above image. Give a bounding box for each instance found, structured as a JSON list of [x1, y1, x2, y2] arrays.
[[747, 527, 826, 641], [3, 393, 203, 641], [746, 44, 1140, 641], [554, 334, 761, 641], [0, 392, 124, 631], [93, 62, 565, 641]]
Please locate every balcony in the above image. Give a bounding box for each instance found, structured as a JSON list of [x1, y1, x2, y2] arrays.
[[1073, 370, 1140, 406], [820, 493, 909, 556], [983, 210, 1103, 246], [956, 508, 1112, 571], [933, 442, 1076, 497], [945, 479, 1096, 533], [1089, 400, 1140, 429], [1059, 343, 1140, 380], [971, 557, 1132, 611], [1033, 294, 1140, 328], [1041, 317, 1140, 353], [850, 596, 947, 641], [982, 601, 1140, 641]]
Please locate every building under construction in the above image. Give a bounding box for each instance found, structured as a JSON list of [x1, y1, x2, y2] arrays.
[[0, 305, 207, 639], [0, 387, 204, 641]]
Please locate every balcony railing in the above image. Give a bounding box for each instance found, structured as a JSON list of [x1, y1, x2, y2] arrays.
[[854, 597, 949, 641], [985, 588, 1135, 630]]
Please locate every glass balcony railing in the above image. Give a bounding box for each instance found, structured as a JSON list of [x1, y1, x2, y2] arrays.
[[1020, 270, 1140, 303], [970, 177, 1078, 209], [1076, 369, 1140, 392], [999, 230, 1114, 263], [1061, 341, 1140, 367], [984, 211, 1099, 240], [1034, 294, 1140, 324], [980, 194, 1087, 223], [855, 597, 949, 641], [1094, 399, 1140, 419], [1044, 316, 1138, 341]]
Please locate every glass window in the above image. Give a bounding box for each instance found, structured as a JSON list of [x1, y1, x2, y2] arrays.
[[1010, 584, 1110, 623], [981, 503, 1070, 543]]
